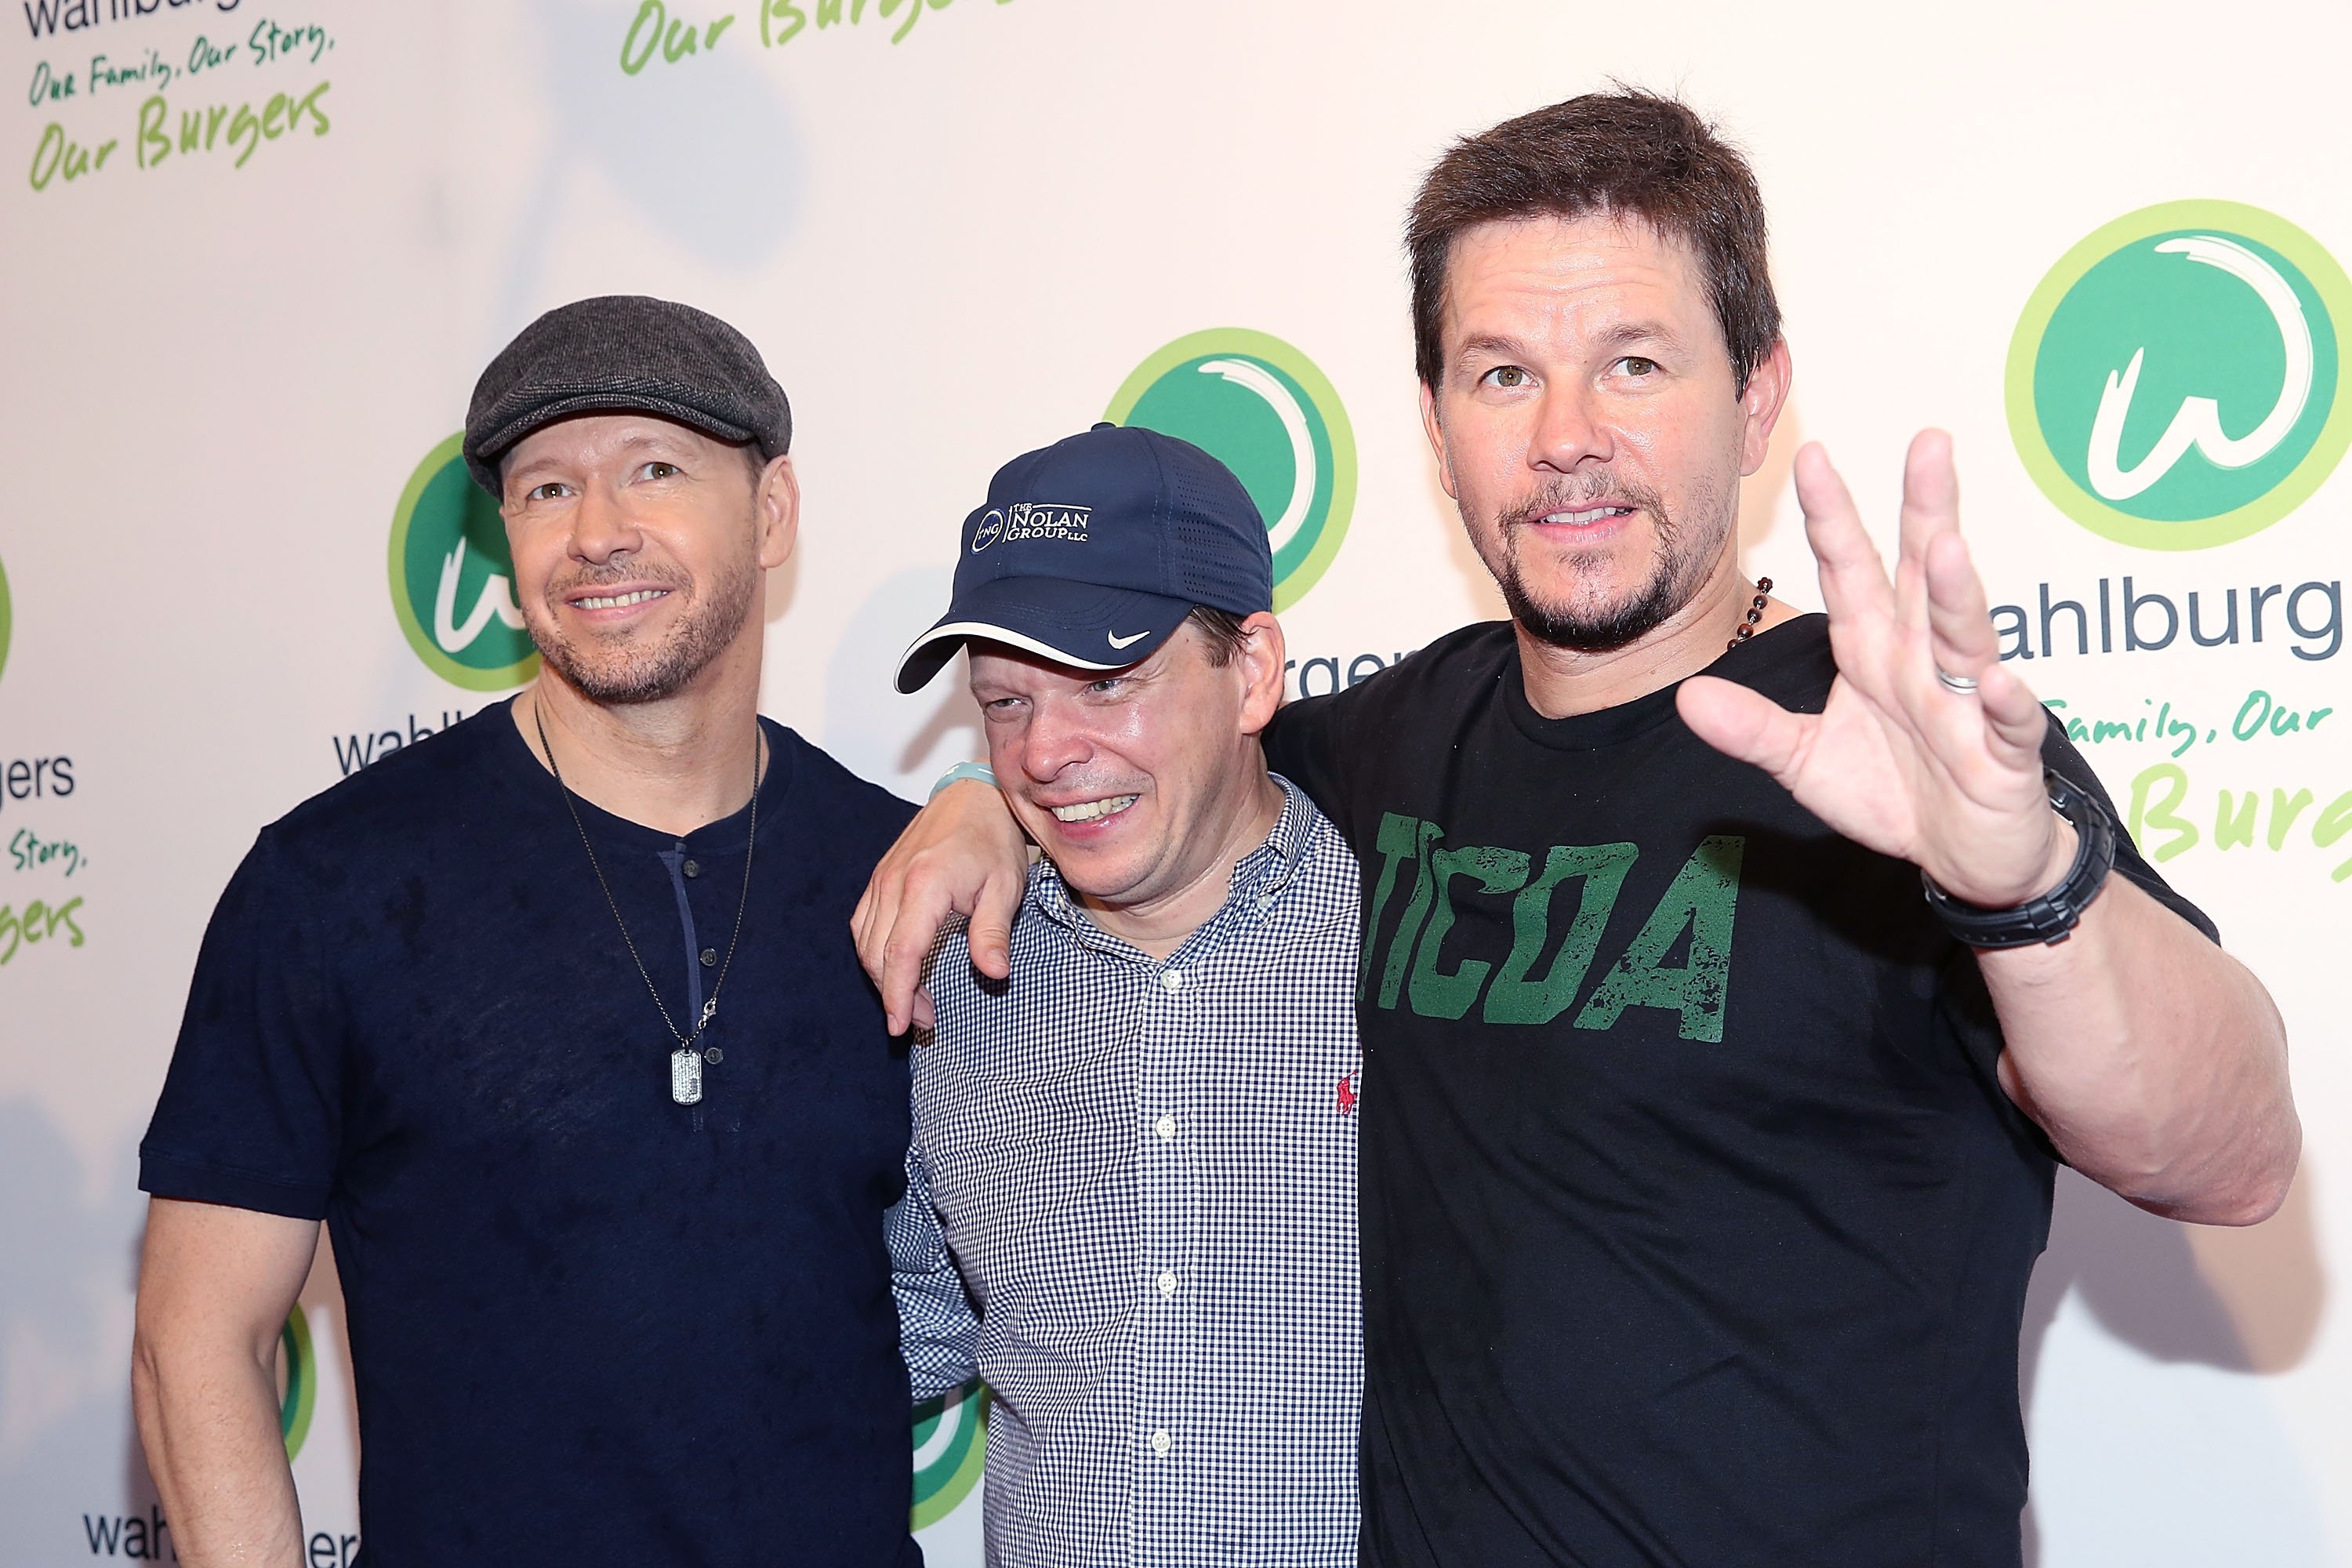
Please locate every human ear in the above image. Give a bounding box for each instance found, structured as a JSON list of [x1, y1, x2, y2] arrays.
[[754, 454, 800, 568], [1737, 339, 1793, 477], [1418, 380, 1459, 500], [1233, 612, 1288, 736]]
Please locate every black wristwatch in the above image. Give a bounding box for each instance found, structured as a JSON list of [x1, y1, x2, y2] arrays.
[[1921, 769, 2118, 948]]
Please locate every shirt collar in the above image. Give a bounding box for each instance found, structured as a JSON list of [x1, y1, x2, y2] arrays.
[[1028, 774, 1318, 956]]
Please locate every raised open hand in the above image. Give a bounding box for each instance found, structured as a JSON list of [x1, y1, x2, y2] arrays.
[[1677, 430, 2067, 908]]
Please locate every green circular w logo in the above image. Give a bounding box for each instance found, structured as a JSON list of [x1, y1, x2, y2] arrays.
[[0, 550, 13, 689], [388, 434, 539, 690], [910, 1379, 988, 1530], [1106, 329, 1356, 610], [2008, 201, 2352, 550]]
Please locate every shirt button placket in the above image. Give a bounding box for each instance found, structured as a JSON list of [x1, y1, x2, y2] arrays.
[[1141, 961, 1192, 1530]]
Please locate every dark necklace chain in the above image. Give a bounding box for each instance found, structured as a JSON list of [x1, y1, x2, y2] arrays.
[[1726, 576, 1773, 652], [532, 702, 763, 1054]]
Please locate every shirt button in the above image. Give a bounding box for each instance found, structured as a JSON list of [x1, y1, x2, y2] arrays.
[[700, 948, 718, 967], [702, 1047, 723, 1065], [683, 858, 702, 879], [1155, 1115, 1178, 1142], [1159, 970, 1185, 993], [1149, 1428, 1173, 1456], [1156, 1269, 1178, 1298]]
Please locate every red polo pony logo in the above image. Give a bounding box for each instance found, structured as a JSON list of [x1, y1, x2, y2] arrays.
[[1336, 1072, 1359, 1116]]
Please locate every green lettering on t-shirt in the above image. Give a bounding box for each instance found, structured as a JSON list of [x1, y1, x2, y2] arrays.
[[1359, 811, 1420, 1001], [1480, 843, 1638, 1025], [1572, 836, 1745, 1043], [1366, 813, 1443, 1009], [1407, 844, 1531, 1020]]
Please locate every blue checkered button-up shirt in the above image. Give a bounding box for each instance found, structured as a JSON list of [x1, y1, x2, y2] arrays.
[[888, 777, 1363, 1567]]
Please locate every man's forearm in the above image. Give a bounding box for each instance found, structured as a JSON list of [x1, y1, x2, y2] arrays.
[[1982, 868, 2298, 1225], [132, 1334, 305, 1566]]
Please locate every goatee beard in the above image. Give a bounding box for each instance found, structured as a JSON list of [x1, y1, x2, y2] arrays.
[[1477, 476, 1719, 654]]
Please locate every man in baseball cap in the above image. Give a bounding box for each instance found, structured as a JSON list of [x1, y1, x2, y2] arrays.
[[894, 421, 1275, 690], [884, 424, 1366, 1566], [136, 296, 923, 1566]]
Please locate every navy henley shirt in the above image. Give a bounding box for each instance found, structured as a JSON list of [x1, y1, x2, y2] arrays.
[[140, 702, 920, 1566]]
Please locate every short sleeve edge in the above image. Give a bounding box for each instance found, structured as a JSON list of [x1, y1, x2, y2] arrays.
[[139, 1148, 329, 1222]]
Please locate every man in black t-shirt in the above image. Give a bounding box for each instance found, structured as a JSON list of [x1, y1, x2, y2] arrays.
[[134, 297, 922, 1566], [854, 95, 2300, 1566]]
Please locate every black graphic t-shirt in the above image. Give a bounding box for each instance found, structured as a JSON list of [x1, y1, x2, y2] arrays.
[[1263, 615, 2211, 1568]]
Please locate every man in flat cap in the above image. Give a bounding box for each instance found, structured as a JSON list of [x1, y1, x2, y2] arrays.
[[132, 296, 923, 1566]]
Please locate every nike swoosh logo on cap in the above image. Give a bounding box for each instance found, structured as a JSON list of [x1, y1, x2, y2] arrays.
[[1107, 630, 1150, 649]]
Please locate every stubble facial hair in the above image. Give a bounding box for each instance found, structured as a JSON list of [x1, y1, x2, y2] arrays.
[[531, 549, 762, 705]]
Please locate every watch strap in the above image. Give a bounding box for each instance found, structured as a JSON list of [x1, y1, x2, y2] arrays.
[[1922, 769, 2118, 948]]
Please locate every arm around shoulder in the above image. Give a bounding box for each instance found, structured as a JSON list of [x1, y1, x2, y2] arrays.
[[852, 779, 1029, 1035], [132, 1197, 321, 1566]]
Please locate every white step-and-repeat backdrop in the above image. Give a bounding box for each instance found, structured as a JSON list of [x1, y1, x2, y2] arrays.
[[4, 1, 2348, 1562]]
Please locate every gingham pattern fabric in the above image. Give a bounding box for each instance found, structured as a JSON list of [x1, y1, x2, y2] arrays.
[[888, 777, 1363, 1568]]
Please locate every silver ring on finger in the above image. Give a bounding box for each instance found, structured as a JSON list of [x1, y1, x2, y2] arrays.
[[1935, 666, 1980, 695]]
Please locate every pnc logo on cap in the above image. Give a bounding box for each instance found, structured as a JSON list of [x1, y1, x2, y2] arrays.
[[1105, 328, 1355, 610], [2007, 200, 2352, 550], [387, 434, 540, 691]]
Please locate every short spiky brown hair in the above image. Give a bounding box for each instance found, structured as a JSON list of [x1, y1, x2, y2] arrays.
[[1407, 89, 1781, 397]]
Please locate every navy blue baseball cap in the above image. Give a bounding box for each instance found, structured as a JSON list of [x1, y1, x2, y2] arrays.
[[895, 423, 1272, 693]]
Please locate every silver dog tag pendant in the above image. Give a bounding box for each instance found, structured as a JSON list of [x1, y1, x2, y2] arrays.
[[671, 1047, 704, 1106]]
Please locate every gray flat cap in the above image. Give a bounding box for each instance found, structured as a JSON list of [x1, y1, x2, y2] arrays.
[[462, 295, 793, 495]]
